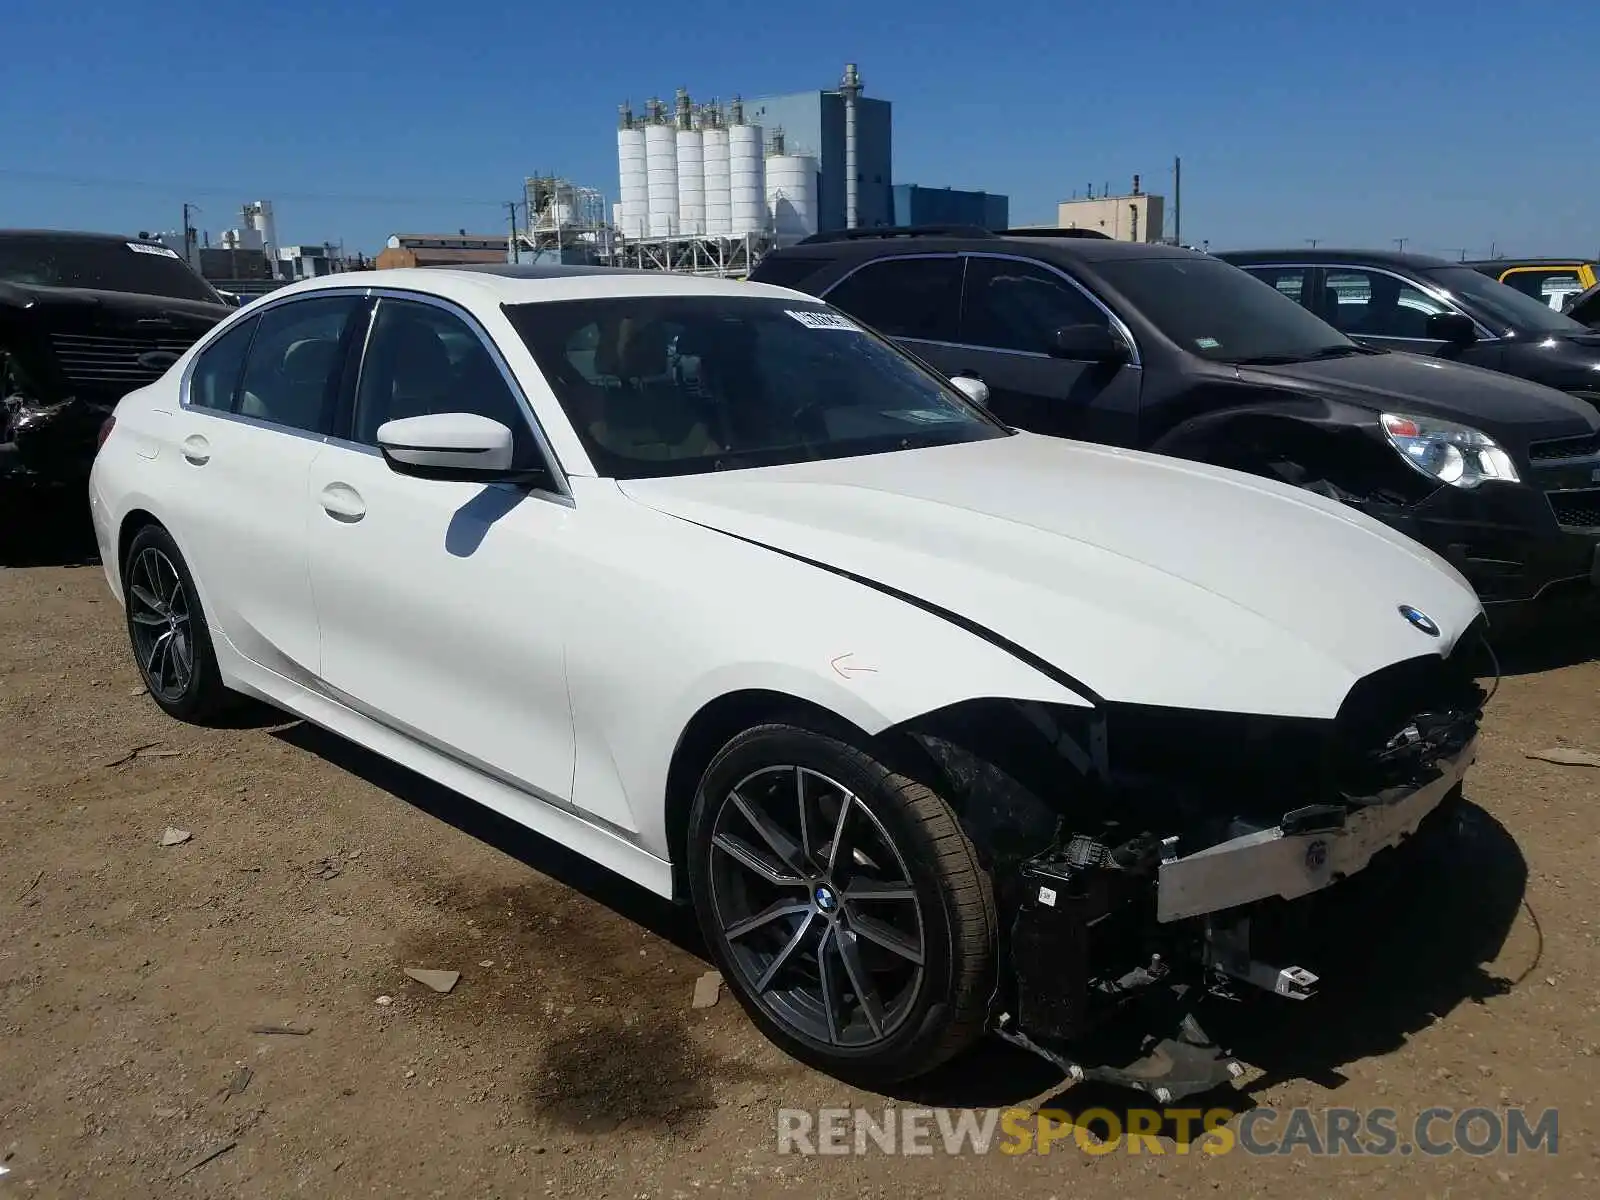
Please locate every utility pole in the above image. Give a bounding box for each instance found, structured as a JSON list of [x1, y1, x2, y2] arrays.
[[1393, 237, 1409, 253], [181, 202, 200, 270], [1173, 155, 1181, 245], [507, 201, 521, 264], [1305, 238, 1320, 248]]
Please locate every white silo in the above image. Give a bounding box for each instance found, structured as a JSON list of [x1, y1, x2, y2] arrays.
[[766, 153, 819, 245], [616, 106, 649, 239], [676, 127, 705, 237], [703, 124, 732, 236], [645, 119, 679, 238], [728, 100, 765, 238]]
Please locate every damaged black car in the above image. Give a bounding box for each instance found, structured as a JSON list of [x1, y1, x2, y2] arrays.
[[1, 229, 232, 489], [751, 232, 1600, 610]]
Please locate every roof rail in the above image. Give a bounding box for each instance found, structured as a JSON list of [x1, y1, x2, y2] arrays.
[[998, 227, 1113, 240], [794, 224, 999, 246]]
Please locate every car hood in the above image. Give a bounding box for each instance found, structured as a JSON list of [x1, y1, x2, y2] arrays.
[[1244, 350, 1600, 443], [0, 281, 230, 324], [619, 433, 1484, 720]]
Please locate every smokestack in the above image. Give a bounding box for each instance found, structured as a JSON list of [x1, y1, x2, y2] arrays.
[[840, 62, 862, 229], [1132, 173, 1141, 196]]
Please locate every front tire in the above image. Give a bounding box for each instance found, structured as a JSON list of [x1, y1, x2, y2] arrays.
[[122, 525, 230, 723], [686, 723, 995, 1085]]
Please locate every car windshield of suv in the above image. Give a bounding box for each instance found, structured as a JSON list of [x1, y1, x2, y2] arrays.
[[0, 235, 222, 304], [1093, 256, 1362, 364], [1424, 266, 1590, 335], [505, 295, 1009, 479]]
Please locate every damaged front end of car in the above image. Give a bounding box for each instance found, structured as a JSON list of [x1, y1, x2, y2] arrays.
[[895, 618, 1492, 1101]]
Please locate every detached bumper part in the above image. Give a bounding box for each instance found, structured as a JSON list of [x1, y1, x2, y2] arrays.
[[1155, 736, 1478, 924]]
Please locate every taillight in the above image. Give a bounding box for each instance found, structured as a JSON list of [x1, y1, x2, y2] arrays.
[[96, 415, 116, 450]]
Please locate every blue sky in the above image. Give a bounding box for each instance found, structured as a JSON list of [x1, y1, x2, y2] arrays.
[[1, 0, 1593, 259]]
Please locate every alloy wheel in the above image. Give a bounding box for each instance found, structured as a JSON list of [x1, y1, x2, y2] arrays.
[[706, 765, 927, 1049], [127, 547, 194, 702]]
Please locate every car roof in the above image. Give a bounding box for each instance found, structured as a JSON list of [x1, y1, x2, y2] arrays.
[[263, 265, 812, 307], [767, 231, 1201, 266], [1462, 257, 1596, 269], [0, 228, 171, 247], [1217, 247, 1463, 271]]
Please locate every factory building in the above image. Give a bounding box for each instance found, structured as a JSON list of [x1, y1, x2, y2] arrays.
[[1056, 177, 1166, 242], [893, 185, 1008, 231], [609, 64, 888, 275], [743, 65, 892, 232]]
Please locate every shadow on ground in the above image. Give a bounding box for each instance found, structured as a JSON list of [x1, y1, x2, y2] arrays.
[[0, 485, 99, 568], [1487, 594, 1600, 676], [271, 721, 1529, 1117], [271, 720, 704, 956]]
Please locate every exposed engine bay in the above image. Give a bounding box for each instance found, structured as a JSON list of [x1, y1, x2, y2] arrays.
[[899, 617, 1493, 1100]]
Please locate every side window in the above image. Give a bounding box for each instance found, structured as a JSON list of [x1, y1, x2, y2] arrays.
[[236, 295, 363, 432], [959, 256, 1107, 354], [822, 257, 962, 342], [352, 299, 531, 456], [187, 316, 257, 411], [1324, 269, 1449, 339], [1503, 268, 1584, 310], [1242, 266, 1310, 309]]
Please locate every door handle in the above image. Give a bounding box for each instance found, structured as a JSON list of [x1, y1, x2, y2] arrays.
[[319, 482, 366, 523], [181, 434, 210, 466]]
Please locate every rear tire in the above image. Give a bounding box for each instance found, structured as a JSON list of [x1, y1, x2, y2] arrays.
[[122, 525, 231, 723], [686, 723, 995, 1086]]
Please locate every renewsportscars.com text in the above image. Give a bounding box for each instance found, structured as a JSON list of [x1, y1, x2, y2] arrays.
[[776, 1105, 1559, 1157]]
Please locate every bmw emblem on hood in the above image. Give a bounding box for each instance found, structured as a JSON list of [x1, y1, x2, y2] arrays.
[[1398, 605, 1440, 637]]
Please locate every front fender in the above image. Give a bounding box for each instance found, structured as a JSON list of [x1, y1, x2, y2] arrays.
[[560, 496, 1091, 860]]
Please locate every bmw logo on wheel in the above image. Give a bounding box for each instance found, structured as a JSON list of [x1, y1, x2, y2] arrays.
[[1397, 604, 1440, 636]]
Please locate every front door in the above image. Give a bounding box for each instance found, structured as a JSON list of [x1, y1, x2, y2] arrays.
[[304, 294, 589, 824], [1316, 266, 1498, 370], [947, 253, 1142, 445]]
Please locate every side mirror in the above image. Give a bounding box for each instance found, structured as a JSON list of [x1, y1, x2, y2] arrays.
[[216, 290, 243, 308], [949, 375, 990, 407], [1426, 311, 1477, 345], [376, 413, 516, 480], [1048, 323, 1131, 363]]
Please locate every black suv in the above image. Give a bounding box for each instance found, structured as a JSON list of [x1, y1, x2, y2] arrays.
[[1, 229, 232, 488], [1219, 248, 1600, 404], [750, 227, 1600, 609]]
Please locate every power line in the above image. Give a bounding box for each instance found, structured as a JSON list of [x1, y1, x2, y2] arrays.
[[0, 167, 506, 208]]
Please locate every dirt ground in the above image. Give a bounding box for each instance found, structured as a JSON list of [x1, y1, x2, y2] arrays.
[[3, 540, 1599, 1198]]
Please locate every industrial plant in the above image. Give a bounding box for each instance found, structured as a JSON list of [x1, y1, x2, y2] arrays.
[[596, 65, 875, 276]]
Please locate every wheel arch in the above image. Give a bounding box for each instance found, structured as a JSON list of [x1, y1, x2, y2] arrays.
[[117, 508, 166, 581], [661, 687, 957, 902], [1148, 396, 1430, 503]]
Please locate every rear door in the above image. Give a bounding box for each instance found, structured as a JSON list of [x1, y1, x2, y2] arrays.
[[815, 254, 967, 378], [947, 253, 1142, 445], [170, 291, 369, 677]]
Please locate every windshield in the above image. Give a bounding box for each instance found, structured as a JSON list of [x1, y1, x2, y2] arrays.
[[1425, 266, 1590, 335], [505, 295, 1009, 479], [1092, 256, 1360, 364], [0, 235, 223, 304]]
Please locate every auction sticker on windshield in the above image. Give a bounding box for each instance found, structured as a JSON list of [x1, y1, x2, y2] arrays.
[[787, 310, 861, 331], [127, 242, 182, 259]]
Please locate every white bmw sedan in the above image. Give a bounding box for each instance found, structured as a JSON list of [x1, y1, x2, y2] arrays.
[[90, 265, 1489, 1095]]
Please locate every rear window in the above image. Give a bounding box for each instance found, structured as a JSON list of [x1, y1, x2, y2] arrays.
[[0, 236, 222, 304]]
